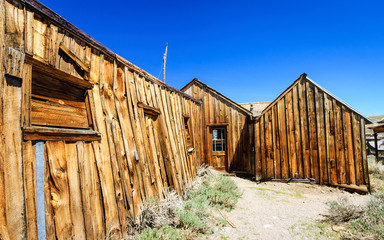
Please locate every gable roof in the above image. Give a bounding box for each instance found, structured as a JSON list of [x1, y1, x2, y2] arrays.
[[262, 73, 375, 124], [181, 78, 251, 115]]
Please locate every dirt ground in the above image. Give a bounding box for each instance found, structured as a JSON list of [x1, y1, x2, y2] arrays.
[[209, 175, 370, 240]]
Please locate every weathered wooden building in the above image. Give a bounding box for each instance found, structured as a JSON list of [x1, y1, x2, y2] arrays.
[[252, 73, 373, 193], [181, 79, 253, 172], [0, 0, 203, 239], [0, 0, 376, 239]]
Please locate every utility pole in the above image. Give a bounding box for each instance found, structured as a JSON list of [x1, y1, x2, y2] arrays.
[[163, 43, 168, 82]]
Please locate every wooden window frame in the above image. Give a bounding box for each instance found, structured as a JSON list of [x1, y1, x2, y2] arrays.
[[22, 56, 100, 141], [137, 102, 161, 116], [183, 115, 194, 153], [211, 127, 226, 152]]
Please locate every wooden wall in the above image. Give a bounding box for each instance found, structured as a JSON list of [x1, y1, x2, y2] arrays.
[[253, 74, 370, 192], [0, 0, 203, 239], [182, 79, 253, 172]]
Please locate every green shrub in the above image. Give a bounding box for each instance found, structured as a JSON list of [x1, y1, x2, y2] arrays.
[[138, 224, 184, 240], [189, 174, 242, 210], [136, 171, 242, 239], [177, 193, 211, 233], [348, 194, 384, 239]]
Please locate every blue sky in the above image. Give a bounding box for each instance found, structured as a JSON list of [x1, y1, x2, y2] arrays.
[[40, 0, 383, 115]]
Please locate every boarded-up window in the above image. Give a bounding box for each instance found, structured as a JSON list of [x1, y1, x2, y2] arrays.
[[184, 117, 193, 149], [31, 69, 92, 129], [22, 58, 100, 141]]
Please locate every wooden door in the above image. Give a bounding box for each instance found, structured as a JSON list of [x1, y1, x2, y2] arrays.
[[209, 127, 227, 171]]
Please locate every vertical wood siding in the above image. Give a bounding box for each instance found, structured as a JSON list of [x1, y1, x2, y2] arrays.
[[182, 81, 252, 172], [253, 78, 369, 192], [0, 1, 203, 239]]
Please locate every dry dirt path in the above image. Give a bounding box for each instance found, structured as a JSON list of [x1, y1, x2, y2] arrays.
[[210, 175, 370, 240]]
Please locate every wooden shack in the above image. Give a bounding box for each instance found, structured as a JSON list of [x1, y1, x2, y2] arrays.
[[0, 0, 203, 239], [252, 73, 373, 193], [0, 0, 376, 239], [181, 79, 253, 173]]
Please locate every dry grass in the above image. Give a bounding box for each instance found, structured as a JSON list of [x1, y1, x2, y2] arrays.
[[135, 191, 183, 231], [133, 165, 241, 239], [368, 155, 384, 178], [323, 197, 363, 224], [320, 160, 384, 240], [368, 155, 384, 193]]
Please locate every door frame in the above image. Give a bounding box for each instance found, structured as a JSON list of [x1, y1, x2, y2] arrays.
[[207, 123, 229, 171]]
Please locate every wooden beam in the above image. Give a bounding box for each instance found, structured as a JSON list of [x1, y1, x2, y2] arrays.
[[25, 55, 93, 89], [59, 43, 90, 73], [137, 102, 161, 116], [332, 184, 369, 194], [374, 133, 379, 162], [206, 123, 229, 127], [23, 126, 101, 141], [369, 124, 384, 133]]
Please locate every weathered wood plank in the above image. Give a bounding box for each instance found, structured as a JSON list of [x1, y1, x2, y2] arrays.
[[44, 143, 56, 240], [24, 7, 34, 55], [3, 74, 26, 239], [292, 85, 303, 178], [31, 99, 89, 128], [65, 143, 86, 239], [45, 141, 73, 239], [26, 56, 93, 89], [351, 113, 362, 185], [298, 79, 310, 178], [22, 63, 32, 127], [286, 90, 297, 178], [360, 118, 369, 186], [23, 141, 37, 240], [334, 100, 346, 184], [5, 46, 25, 78], [59, 43, 90, 72], [110, 120, 132, 238], [89, 58, 121, 237], [128, 72, 155, 197], [5, 0, 24, 49], [315, 87, 327, 184], [116, 66, 143, 218], [343, 107, 355, 185], [260, 115, 266, 177], [272, 105, 281, 179], [265, 111, 274, 178], [277, 98, 289, 178], [324, 94, 337, 185], [79, 142, 105, 239], [0, 0, 8, 237], [306, 82, 319, 182], [156, 85, 179, 193]]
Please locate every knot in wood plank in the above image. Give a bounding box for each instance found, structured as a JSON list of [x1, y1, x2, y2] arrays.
[[55, 169, 64, 178], [51, 192, 59, 207]]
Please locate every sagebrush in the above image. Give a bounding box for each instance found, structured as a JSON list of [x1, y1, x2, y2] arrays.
[[136, 166, 242, 239]]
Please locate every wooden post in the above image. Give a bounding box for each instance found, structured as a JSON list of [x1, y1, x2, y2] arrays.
[[162, 43, 168, 82], [374, 132, 379, 162]]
